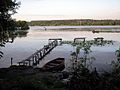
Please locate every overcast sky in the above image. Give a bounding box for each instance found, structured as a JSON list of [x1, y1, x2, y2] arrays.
[[12, 0, 120, 21]]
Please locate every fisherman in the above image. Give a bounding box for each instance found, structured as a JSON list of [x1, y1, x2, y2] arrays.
[[44, 27, 47, 30]]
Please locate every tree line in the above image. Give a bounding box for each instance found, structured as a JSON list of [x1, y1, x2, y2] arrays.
[[16, 20, 29, 30], [29, 19, 120, 26]]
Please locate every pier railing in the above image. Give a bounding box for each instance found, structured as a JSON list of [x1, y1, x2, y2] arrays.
[[18, 39, 62, 66]]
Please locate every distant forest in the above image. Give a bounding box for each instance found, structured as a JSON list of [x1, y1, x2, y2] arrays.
[[29, 19, 120, 26]]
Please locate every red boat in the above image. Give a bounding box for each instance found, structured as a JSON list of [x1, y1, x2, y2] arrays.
[[42, 58, 65, 71]]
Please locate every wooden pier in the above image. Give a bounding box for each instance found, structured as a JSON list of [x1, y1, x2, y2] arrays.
[[48, 38, 62, 45], [18, 39, 62, 66], [94, 37, 104, 42], [74, 37, 86, 43]]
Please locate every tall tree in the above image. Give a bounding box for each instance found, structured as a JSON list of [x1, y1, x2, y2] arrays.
[[0, 0, 20, 31], [0, 0, 20, 59]]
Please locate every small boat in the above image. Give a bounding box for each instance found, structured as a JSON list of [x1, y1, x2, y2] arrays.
[[92, 30, 99, 33], [42, 58, 65, 71]]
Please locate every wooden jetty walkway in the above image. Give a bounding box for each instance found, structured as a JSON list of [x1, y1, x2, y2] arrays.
[[18, 38, 62, 66], [74, 37, 86, 43]]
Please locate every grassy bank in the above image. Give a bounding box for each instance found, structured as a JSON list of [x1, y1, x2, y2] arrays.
[[0, 66, 67, 90], [0, 60, 120, 90], [0, 63, 120, 90]]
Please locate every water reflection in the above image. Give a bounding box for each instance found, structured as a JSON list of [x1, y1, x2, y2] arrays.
[[15, 30, 28, 38], [0, 30, 28, 59], [116, 47, 120, 61], [63, 39, 118, 71], [68, 41, 96, 72], [0, 26, 120, 68]]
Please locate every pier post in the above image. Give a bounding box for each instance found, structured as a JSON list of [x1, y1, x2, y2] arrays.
[[28, 60, 31, 66], [10, 57, 13, 66]]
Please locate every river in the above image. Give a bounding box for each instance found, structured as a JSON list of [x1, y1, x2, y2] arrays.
[[0, 26, 120, 72]]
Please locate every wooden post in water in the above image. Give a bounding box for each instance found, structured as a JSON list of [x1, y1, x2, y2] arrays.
[[28, 60, 31, 66], [11, 57, 13, 66]]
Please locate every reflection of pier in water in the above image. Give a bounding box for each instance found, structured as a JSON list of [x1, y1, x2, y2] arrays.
[[18, 38, 62, 66]]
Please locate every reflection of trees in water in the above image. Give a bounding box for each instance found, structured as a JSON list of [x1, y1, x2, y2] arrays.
[[64, 39, 114, 72], [116, 47, 120, 61], [0, 30, 28, 59], [14, 30, 28, 38], [111, 47, 120, 74], [67, 42, 95, 72]]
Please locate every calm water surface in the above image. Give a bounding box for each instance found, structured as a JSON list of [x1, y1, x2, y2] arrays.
[[0, 26, 120, 71]]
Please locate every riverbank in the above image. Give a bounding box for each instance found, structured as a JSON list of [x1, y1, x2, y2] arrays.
[[0, 61, 120, 90], [0, 65, 68, 90]]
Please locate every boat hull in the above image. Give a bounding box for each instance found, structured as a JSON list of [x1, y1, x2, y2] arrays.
[[42, 58, 65, 71]]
